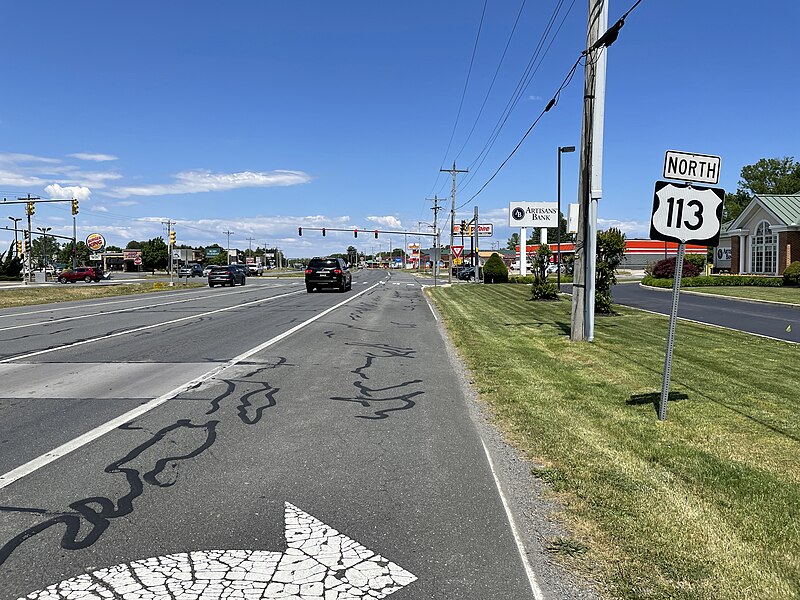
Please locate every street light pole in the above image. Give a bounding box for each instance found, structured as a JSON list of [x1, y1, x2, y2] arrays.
[[8, 217, 21, 256], [557, 145, 576, 292], [36, 226, 52, 271]]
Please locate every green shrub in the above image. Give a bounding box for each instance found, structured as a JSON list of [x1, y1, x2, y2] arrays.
[[595, 228, 626, 314], [509, 275, 536, 284], [783, 261, 800, 286], [483, 253, 508, 284], [642, 275, 783, 288], [531, 282, 560, 300], [685, 253, 706, 272], [652, 257, 701, 278]]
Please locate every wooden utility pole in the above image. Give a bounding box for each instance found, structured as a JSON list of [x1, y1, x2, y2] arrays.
[[428, 195, 442, 285], [571, 0, 608, 341], [440, 162, 468, 284]]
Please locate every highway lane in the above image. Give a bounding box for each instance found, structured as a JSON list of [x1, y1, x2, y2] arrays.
[[0, 270, 554, 599]]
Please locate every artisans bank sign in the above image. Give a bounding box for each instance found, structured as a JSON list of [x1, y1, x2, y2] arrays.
[[508, 201, 558, 228]]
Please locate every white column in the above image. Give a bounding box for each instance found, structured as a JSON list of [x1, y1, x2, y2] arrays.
[[739, 234, 746, 273], [520, 227, 527, 277], [540, 228, 547, 245]]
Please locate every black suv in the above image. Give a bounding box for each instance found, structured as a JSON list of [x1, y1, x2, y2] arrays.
[[305, 257, 352, 292]]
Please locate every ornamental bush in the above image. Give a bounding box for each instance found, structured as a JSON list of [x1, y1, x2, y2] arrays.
[[685, 253, 707, 272], [651, 257, 701, 279], [483, 253, 508, 284], [595, 228, 627, 314], [783, 261, 800, 286], [642, 275, 783, 288]]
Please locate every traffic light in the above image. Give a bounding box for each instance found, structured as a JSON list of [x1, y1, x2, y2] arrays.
[[461, 220, 467, 233], [374, 230, 378, 239], [169, 230, 176, 245], [26, 201, 35, 216], [16, 241, 23, 255], [354, 228, 358, 238], [298, 227, 303, 236], [71, 199, 79, 215], [322, 227, 326, 237], [23, 230, 31, 253]]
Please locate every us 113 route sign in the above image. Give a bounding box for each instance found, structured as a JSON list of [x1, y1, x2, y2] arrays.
[[649, 181, 724, 247]]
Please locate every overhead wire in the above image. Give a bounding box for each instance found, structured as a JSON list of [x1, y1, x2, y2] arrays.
[[455, 0, 645, 209]]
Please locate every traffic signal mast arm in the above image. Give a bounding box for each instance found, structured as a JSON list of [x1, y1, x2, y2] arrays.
[[296, 226, 437, 238]]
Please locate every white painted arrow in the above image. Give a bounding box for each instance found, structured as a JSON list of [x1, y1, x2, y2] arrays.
[[19, 502, 416, 600]]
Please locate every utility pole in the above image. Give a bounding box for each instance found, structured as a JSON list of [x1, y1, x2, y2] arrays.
[[428, 195, 442, 286], [571, 0, 608, 342], [440, 162, 468, 284], [223, 229, 234, 263], [163, 219, 174, 286], [473, 205, 479, 278]]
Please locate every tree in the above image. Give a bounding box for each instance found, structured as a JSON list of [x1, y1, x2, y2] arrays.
[[106, 245, 122, 252], [595, 228, 626, 314], [483, 253, 508, 284], [724, 156, 800, 221], [0, 243, 23, 278], [530, 244, 559, 300], [126, 240, 142, 250], [141, 237, 168, 270], [506, 233, 519, 251], [58, 241, 91, 266]]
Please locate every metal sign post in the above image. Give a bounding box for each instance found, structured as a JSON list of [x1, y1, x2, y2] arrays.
[[659, 242, 685, 421], [650, 149, 724, 421]]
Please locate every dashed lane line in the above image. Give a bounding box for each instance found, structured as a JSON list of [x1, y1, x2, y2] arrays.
[[0, 281, 383, 489]]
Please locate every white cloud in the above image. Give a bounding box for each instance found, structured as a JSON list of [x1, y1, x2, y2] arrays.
[[597, 218, 650, 238], [529, 95, 544, 101], [68, 153, 118, 162], [44, 183, 92, 201], [0, 152, 61, 165], [366, 215, 402, 229], [108, 169, 312, 198], [94, 205, 109, 212], [0, 169, 45, 187]]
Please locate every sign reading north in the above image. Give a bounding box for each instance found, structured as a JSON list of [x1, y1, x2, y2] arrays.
[[85, 233, 106, 252], [663, 150, 721, 185], [508, 202, 558, 228], [650, 181, 724, 246], [19, 503, 416, 600]]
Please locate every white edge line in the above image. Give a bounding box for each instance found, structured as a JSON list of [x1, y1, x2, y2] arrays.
[[0, 281, 382, 489], [480, 439, 545, 600], [420, 286, 439, 321]]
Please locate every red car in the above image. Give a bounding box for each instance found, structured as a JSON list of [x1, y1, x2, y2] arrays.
[[58, 266, 104, 283]]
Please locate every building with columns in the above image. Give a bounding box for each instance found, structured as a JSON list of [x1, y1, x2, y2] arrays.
[[717, 193, 800, 275]]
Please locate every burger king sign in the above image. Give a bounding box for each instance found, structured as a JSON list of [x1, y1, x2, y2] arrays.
[[85, 233, 106, 252]]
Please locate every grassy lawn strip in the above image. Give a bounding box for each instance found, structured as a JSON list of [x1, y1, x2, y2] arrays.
[[682, 285, 800, 305], [428, 284, 799, 600], [0, 282, 206, 309]]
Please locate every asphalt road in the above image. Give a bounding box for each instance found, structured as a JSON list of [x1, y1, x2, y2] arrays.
[[603, 282, 800, 343], [0, 271, 576, 599]]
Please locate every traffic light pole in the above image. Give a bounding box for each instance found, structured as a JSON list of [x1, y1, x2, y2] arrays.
[[26, 209, 32, 285], [72, 215, 77, 271]]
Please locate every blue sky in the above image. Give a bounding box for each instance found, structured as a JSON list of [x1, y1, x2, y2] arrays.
[[2, 1, 798, 258]]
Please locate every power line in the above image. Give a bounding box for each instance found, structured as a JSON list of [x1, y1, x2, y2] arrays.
[[456, 0, 645, 208]]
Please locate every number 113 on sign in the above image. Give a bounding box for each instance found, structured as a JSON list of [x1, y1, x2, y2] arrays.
[[650, 181, 724, 246]]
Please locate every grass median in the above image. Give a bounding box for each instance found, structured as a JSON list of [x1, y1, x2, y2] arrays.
[[683, 286, 800, 305], [428, 284, 799, 600], [0, 282, 206, 309]]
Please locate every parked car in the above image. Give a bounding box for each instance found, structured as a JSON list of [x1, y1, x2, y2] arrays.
[[456, 265, 478, 281], [208, 265, 246, 287], [247, 263, 264, 276], [57, 266, 105, 283], [178, 264, 203, 277], [305, 257, 351, 292]]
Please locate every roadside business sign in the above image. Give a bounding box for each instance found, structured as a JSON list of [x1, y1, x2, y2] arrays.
[[85, 233, 106, 252], [452, 223, 494, 236], [508, 202, 558, 228], [205, 247, 221, 257], [650, 181, 724, 246], [663, 150, 721, 185], [123, 250, 141, 260]]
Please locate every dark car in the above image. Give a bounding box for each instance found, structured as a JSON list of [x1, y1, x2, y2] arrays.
[[178, 264, 203, 277], [456, 265, 478, 281], [305, 257, 351, 292], [58, 266, 104, 283], [208, 265, 246, 287]]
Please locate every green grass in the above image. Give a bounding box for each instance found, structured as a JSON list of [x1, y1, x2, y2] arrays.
[[0, 282, 205, 308], [683, 286, 800, 305], [428, 284, 800, 599]]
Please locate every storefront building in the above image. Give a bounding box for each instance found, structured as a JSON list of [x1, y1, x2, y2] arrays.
[[718, 193, 800, 275]]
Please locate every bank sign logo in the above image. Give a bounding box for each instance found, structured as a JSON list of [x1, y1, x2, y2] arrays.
[[508, 201, 558, 228]]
